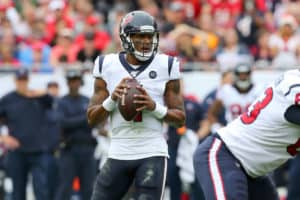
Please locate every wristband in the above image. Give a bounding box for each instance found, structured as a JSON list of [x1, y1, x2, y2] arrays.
[[152, 103, 168, 119], [102, 96, 116, 111]]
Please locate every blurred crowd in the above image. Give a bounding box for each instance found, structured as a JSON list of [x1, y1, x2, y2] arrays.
[[0, 0, 300, 72]]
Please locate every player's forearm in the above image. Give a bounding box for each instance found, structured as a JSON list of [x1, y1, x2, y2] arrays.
[[207, 100, 223, 123], [163, 109, 185, 128], [87, 105, 109, 126]]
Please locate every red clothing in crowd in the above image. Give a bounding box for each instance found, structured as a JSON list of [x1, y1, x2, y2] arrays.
[[208, 0, 242, 28], [74, 31, 111, 52]]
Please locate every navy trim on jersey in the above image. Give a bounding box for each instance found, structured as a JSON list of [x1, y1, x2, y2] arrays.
[[168, 56, 174, 76], [284, 105, 300, 125], [284, 84, 300, 96], [98, 55, 105, 74], [118, 52, 154, 78]]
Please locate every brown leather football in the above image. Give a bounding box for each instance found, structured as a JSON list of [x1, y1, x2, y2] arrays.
[[118, 79, 142, 121]]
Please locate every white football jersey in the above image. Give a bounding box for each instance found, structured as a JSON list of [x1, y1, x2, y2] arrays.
[[216, 84, 262, 122], [92, 52, 180, 160], [218, 69, 300, 177]]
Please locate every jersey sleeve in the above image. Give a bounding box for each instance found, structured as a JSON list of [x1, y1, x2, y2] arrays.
[[92, 55, 106, 78], [284, 84, 300, 105], [169, 57, 181, 80], [92, 56, 101, 78], [277, 70, 300, 105], [216, 84, 229, 101]]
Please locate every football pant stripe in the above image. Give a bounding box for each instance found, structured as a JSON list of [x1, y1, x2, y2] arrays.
[[208, 138, 227, 200], [160, 157, 167, 200]]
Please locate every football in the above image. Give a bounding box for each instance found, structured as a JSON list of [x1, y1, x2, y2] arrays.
[[118, 79, 142, 121]]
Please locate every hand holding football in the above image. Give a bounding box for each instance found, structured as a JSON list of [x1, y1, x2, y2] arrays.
[[118, 79, 142, 121]]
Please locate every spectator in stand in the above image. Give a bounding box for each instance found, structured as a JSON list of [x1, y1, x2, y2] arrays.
[[192, 13, 219, 69], [0, 43, 20, 68], [163, 1, 192, 28], [46, 0, 74, 46], [74, 14, 111, 52], [65, 0, 95, 34], [76, 32, 101, 69], [254, 30, 272, 69], [103, 4, 126, 54], [0, 26, 19, 68], [50, 28, 80, 67], [0, 68, 54, 200], [18, 41, 52, 72], [29, 18, 54, 46], [268, 14, 300, 69], [208, 0, 242, 35], [193, 13, 219, 53], [235, 0, 265, 54], [216, 28, 253, 71]]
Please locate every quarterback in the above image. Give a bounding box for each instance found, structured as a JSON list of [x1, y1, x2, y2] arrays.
[[87, 11, 185, 200], [193, 69, 300, 199]]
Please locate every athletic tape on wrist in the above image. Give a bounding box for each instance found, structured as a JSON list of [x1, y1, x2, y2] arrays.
[[152, 103, 168, 119], [102, 96, 116, 111]]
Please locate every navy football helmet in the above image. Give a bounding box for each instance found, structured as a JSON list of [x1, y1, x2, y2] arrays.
[[119, 10, 159, 62]]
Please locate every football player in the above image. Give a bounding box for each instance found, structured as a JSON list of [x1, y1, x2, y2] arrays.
[[87, 10, 185, 200], [193, 69, 300, 199], [198, 64, 262, 139]]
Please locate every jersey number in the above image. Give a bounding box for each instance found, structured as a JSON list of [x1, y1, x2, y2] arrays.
[[240, 87, 273, 124], [240, 87, 300, 156]]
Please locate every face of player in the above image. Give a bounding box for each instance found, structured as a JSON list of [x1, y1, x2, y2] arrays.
[[235, 72, 251, 90], [130, 33, 155, 54]]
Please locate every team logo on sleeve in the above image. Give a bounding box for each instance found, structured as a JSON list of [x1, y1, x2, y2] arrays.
[[149, 70, 157, 79]]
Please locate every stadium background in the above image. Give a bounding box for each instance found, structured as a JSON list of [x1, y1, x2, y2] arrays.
[[1, 0, 299, 199]]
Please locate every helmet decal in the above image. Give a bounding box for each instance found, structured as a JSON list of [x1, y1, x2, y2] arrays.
[[123, 14, 133, 27]]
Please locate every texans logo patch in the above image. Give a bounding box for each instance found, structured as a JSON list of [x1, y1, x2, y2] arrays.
[[149, 71, 157, 79]]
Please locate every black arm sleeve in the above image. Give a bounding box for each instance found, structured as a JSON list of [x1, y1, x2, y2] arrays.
[[284, 105, 300, 125]]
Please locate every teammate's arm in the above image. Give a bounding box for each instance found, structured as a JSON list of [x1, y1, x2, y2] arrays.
[[196, 99, 223, 139], [207, 99, 224, 123], [163, 79, 185, 127]]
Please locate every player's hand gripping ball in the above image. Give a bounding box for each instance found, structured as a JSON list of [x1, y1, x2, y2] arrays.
[[118, 79, 142, 121]]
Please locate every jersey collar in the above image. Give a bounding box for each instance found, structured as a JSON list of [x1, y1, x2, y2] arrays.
[[118, 52, 154, 78]]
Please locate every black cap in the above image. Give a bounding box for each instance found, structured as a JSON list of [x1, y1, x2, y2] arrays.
[[65, 69, 82, 79], [15, 68, 29, 79]]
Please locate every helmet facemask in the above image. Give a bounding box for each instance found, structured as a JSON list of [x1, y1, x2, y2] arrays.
[[234, 72, 252, 90], [121, 29, 159, 62], [234, 64, 252, 90]]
